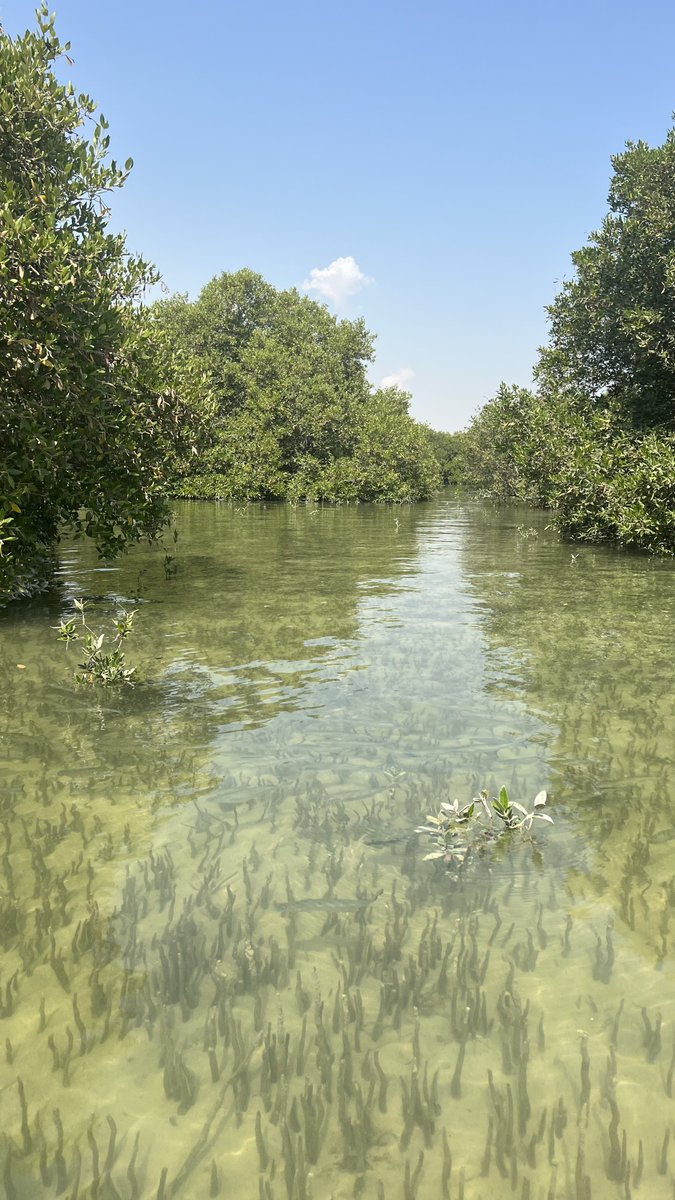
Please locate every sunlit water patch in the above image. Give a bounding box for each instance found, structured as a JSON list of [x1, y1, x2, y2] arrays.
[[0, 496, 674, 1199]]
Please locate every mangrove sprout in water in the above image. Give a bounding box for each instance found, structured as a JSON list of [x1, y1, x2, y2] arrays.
[[55, 597, 137, 686], [417, 786, 553, 868]]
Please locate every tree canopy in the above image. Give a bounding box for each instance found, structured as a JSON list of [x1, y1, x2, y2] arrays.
[[538, 130, 675, 430], [0, 8, 178, 601], [463, 121, 675, 555], [155, 271, 441, 503]]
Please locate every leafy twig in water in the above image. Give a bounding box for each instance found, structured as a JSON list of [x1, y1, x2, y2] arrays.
[[55, 597, 137, 686], [417, 786, 552, 868]]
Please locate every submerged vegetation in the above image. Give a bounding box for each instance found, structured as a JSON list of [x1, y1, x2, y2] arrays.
[[0, 661, 673, 1199], [1, 488, 675, 1199]]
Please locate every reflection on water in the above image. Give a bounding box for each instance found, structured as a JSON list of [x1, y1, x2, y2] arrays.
[[461, 504, 675, 962], [0, 496, 674, 1198]]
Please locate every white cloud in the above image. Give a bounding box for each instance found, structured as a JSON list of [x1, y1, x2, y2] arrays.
[[302, 256, 373, 307], [381, 367, 415, 390]]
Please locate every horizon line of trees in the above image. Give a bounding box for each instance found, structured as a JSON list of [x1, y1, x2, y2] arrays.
[[2, 9, 674, 606]]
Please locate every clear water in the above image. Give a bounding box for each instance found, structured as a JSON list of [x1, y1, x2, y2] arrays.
[[1, 494, 674, 1199]]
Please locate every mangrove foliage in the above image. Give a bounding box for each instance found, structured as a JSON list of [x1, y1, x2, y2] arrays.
[[152, 271, 441, 505], [0, 8, 183, 602], [462, 122, 675, 555]]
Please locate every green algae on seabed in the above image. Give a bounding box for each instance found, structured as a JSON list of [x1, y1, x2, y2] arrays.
[[0, 495, 674, 1199]]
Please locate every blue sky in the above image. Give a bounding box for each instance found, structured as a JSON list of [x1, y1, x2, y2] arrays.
[[4, 1, 675, 430]]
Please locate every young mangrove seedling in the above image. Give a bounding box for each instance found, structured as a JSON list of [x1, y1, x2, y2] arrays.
[[55, 598, 137, 686], [492, 786, 552, 832], [416, 786, 552, 867]]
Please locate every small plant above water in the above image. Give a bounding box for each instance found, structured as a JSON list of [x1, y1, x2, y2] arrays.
[[417, 786, 553, 869], [55, 598, 137, 686]]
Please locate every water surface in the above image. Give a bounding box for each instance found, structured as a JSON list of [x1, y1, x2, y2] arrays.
[[1, 495, 674, 1199]]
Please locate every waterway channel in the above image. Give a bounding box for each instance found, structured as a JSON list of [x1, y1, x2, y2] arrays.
[[0, 494, 673, 1199]]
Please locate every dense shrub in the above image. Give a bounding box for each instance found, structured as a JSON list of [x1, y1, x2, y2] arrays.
[[423, 428, 468, 485], [463, 386, 675, 554]]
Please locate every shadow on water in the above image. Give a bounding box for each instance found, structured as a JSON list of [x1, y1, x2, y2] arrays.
[[0, 495, 674, 1198]]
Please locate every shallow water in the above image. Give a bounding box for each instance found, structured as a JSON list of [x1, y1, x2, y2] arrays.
[[0, 494, 674, 1199]]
